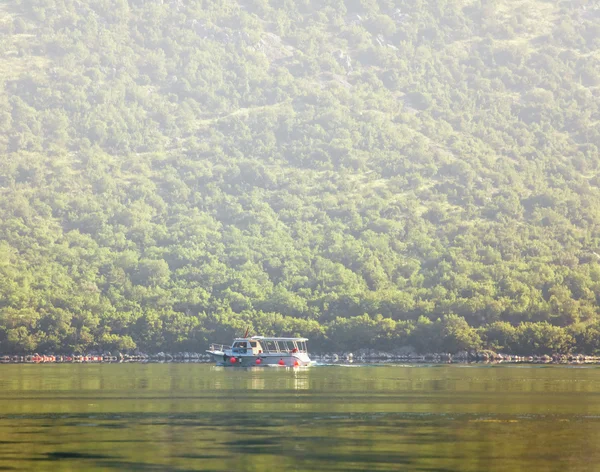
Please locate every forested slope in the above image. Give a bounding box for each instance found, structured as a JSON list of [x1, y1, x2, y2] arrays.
[[0, 0, 599, 354]]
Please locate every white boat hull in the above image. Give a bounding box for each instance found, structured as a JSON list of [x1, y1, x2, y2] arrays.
[[208, 351, 312, 367]]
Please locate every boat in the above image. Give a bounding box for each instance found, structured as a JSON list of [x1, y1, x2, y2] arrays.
[[206, 336, 313, 367]]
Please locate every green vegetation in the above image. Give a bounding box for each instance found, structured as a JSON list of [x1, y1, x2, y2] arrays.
[[0, 0, 599, 355]]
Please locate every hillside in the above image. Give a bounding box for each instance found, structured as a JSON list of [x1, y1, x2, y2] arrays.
[[0, 0, 599, 355]]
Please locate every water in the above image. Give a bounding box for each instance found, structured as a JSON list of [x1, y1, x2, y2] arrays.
[[1, 364, 600, 471]]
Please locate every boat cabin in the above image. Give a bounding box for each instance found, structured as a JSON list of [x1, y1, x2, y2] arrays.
[[231, 337, 308, 355]]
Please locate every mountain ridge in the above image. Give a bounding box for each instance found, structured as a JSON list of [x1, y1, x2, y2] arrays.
[[0, 0, 599, 354]]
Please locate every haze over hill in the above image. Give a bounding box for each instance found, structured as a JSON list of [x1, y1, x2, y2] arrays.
[[0, 0, 599, 355]]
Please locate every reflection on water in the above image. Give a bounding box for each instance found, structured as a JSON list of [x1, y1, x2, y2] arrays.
[[1, 364, 600, 471], [211, 365, 310, 391]]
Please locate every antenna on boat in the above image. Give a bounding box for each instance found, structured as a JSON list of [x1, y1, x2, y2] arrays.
[[243, 327, 250, 338]]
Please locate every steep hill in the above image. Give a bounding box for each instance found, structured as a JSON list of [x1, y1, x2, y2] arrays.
[[0, 0, 599, 354]]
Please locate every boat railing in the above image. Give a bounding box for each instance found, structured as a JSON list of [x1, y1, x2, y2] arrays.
[[209, 344, 227, 353]]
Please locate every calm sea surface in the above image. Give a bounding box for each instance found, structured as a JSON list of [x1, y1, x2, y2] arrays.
[[1, 363, 600, 471]]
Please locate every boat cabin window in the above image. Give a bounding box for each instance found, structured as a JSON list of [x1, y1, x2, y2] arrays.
[[232, 341, 249, 353], [238, 339, 307, 354], [252, 339, 308, 353]]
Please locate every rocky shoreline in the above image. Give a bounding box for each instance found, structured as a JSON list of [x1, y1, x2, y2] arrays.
[[312, 350, 600, 364], [2, 350, 600, 364]]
